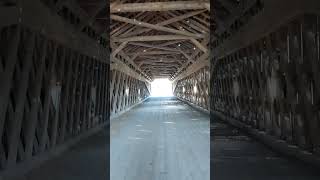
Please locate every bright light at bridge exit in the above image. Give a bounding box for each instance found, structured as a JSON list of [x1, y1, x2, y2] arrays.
[[151, 78, 173, 97]]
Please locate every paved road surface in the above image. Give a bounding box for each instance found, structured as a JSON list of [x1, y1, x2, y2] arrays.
[[111, 97, 210, 180]]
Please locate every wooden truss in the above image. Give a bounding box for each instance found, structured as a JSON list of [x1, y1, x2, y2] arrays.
[[110, 0, 210, 80]]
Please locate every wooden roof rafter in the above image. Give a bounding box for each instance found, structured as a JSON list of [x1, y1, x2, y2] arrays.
[[110, 0, 210, 80]]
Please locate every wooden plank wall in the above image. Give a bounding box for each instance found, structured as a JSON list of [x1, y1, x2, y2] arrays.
[[174, 66, 210, 110], [211, 14, 320, 155], [110, 69, 150, 116], [0, 25, 110, 171]]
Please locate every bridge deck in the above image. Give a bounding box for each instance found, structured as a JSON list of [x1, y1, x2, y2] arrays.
[[111, 97, 210, 180], [14, 97, 320, 180]]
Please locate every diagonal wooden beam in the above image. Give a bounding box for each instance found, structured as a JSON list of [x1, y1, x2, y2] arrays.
[[111, 15, 204, 38], [114, 13, 155, 38], [158, 10, 207, 26], [121, 10, 206, 38], [173, 53, 209, 81], [111, 12, 146, 36], [111, 41, 128, 57], [110, 1, 210, 13], [111, 41, 150, 80], [190, 38, 208, 53], [179, 49, 193, 62], [172, 38, 209, 79]]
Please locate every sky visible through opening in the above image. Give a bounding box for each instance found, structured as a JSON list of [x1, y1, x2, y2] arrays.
[[151, 78, 173, 97]]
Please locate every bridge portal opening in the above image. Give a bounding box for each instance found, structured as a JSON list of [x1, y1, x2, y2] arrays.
[[151, 78, 173, 97]]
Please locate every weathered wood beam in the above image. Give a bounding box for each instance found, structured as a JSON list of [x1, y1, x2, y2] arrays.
[[179, 49, 193, 62], [120, 10, 206, 38], [157, 40, 187, 47], [190, 38, 208, 53], [141, 62, 180, 67], [159, 10, 206, 26], [114, 13, 155, 38], [111, 41, 150, 80], [110, 1, 210, 13], [112, 35, 199, 42], [111, 15, 204, 38], [172, 38, 208, 79], [174, 52, 209, 81], [111, 12, 146, 36], [127, 51, 181, 56], [111, 58, 151, 83], [111, 41, 128, 57], [138, 59, 182, 68], [129, 42, 180, 52]]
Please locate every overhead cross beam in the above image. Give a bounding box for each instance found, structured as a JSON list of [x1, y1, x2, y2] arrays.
[[110, 1, 210, 13], [129, 42, 180, 52], [111, 14, 204, 38], [112, 35, 200, 42], [128, 51, 181, 56], [120, 10, 206, 38]]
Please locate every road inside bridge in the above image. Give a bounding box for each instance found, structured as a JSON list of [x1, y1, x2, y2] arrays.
[[111, 97, 210, 180], [14, 97, 320, 180]]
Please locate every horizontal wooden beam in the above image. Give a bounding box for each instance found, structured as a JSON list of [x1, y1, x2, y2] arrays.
[[110, 1, 210, 13], [128, 51, 181, 55], [112, 35, 198, 42], [129, 42, 179, 52]]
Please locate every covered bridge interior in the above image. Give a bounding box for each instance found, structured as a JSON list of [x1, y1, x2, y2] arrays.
[[0, 0, 320, 179]]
